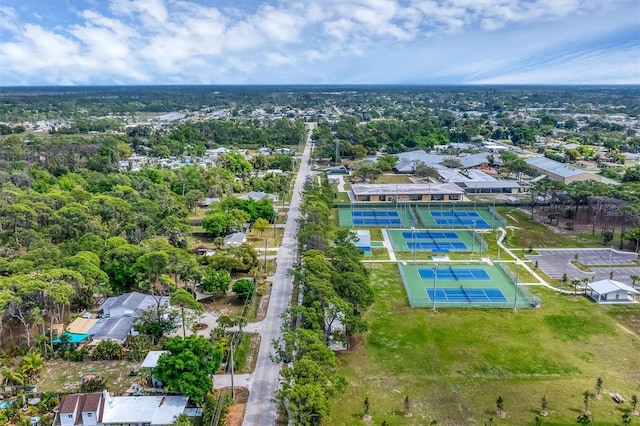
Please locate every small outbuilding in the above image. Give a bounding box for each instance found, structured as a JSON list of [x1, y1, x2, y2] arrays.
[[587, 279, 639, 304]]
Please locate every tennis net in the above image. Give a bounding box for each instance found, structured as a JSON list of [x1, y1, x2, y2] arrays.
[[449, 266, 459, 281], [460, 285, 472, 302]]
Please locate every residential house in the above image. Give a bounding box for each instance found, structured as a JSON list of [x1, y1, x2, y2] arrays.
[[224, 232, 247, 247], [55, 390, 192, 426], [238, 191, 278, 202]]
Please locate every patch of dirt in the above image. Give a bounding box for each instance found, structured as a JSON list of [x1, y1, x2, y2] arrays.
[[255, 285, 271, 322], [222, 387, 249, 426], [240, 333, 261, 373]]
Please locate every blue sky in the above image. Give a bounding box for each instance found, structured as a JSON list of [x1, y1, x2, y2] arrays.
[[1, 0, 638, 85]]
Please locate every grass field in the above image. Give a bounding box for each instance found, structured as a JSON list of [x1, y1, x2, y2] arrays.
[[497, 208, 606, 249], [327, 262, 640, 425], [375, 174, 414, 184]]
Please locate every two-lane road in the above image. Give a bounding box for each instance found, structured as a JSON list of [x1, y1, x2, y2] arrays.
[[242, 125, 314, 425]]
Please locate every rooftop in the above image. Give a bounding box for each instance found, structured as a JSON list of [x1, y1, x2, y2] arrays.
[[140, 350, 170, 369], [525, 157, 593, 178], [351, 183, 464, 196], [588, 279, 640, 295]]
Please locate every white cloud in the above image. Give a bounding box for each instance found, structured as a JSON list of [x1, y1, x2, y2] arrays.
[[0, 0, 637, 84]]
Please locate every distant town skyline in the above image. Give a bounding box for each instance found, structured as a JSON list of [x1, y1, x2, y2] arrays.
[[1, 0, 638, 86]]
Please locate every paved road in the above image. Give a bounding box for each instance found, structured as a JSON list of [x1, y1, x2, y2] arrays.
[[242, 125, 313, 426]]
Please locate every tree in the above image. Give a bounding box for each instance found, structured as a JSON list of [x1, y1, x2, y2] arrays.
[[404, 395, 411, 417], [576, 413, 592, 425], [253, 218, 270, 238], [621, 412, 631, 426], [170, 289, 204, 338], [79, 376, 107, 393], [595, 377, 603, 398], [541, 394, 548, 416], [496, 395, 505, 416], [232, 278, 255, 301], [364, 396, 370, 415], [414, 161, 439, 181], [202, 212, 231, 237], [93, 340, 124, 360], [155, 335, 223, 404], [135, 303, 180, 344], [201, 268, 231, 295], [630, 275, 640, 288], [19, 351, 43, 384]]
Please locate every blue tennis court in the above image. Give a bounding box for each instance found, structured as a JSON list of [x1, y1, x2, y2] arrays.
[[434, 218, 490, 227], [418, 268, 491, 280], [352, 211, 399, 217], [351, 210, 403, 226], [431, 211, 481, 218], [401, 231, 459, 239], [426, 287, 508, 303], [407, 242, 467, 251]]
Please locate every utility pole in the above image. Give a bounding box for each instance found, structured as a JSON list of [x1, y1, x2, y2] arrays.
[[264, 236, 268, 277], [230, 341, 235, 400], [334, 138, 340, 166]]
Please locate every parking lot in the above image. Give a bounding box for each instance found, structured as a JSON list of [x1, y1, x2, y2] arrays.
[[526, 248, 640, 284]]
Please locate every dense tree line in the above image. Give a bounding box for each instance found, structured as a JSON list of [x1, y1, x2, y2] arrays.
[[274, 179, 374, 424]]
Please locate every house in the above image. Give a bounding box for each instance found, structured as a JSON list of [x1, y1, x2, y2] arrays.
[[238, 191, 278, 202], [224, 232, 247, 247], [258, 147, 271, 155], [99, 292, 169, 319], [55, 390, 192, 426], [140, 350, 169, 387], [524, 157, 603, 184], [274, 148, 292, 155], [322, 166, 349, 175], [88, 316, 137, 345], [587, 279, 640, 304], [350, 183, 464, 202], [456, 153, 491, 169]]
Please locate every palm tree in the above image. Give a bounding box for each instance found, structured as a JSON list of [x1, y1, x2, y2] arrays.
[[630, 275, 640, 288], [595, 377, 603, 399], [1, 366, 25, 386], [20, 351, 43, 384], [576, 413, 593, 425], [631, 394, 638, 414]]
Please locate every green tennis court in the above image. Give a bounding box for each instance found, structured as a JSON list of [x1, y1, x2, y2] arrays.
[[397, 262, 539, 308], [387, 229, 482, 253], [416, 207, 498, 228], [338, 206, 417, 227]]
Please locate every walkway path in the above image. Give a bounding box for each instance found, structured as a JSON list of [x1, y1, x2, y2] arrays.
[[495, 227, 572, 294], [380, 229, 397, 261], [242, 124, 313, 426]]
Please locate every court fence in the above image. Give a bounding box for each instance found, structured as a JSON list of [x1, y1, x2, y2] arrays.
[[488, 205, 508, 228], [471, 229, 488, 253], [497, 262, 542, 307]]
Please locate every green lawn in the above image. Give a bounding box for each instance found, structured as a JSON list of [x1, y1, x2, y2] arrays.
[[375, 174, 413, 184], [327, 262, 640, 425], [497, 208, 608, 249]]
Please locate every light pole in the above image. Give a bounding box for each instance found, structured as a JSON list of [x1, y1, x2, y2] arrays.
[[513, 261, 520, 311], [412, 226, 417, 265], [432, 264, 438, 310]]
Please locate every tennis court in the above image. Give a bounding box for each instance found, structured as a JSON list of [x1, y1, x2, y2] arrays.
[[338, 206, 416, 227], [417, 207, 498, 228], [427, 287, 508, 303], [387, 229, 482, 253], [398, 262, 537, 308], [418, 267, 490, 280]]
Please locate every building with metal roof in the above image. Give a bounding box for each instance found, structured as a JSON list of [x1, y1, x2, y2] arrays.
[[587, 279, 639, 304], [351, 183, 464, 202], [525, 157, 603, 184]]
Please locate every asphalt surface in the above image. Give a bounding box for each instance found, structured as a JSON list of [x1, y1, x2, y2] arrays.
[[242, 126, 313, 426], [526, 248, 640, 284]]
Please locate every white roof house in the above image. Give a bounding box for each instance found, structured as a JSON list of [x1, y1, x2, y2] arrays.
[[238, 191, 278, 202], [56, 391, 191, 426], [140, 350, 170, 369], [224, 232, 247, 247], [587, 279, 639, 304], [100, 292, 169, 318]]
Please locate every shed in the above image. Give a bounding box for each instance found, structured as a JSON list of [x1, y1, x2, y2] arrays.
[[66, 317, 99, 335], [140, 350, 170, 369], [587, 279, 639, 304]]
